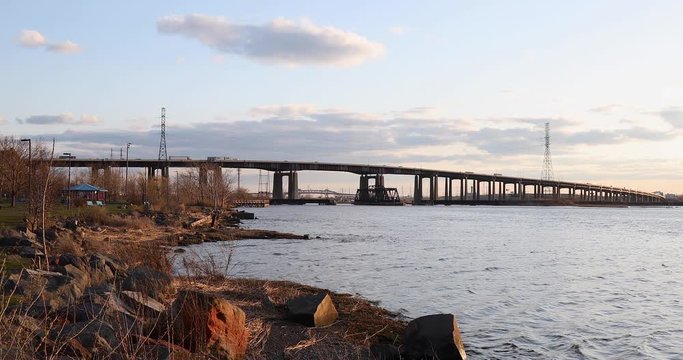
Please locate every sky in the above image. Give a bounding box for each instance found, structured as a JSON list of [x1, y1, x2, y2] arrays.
[[2, 1, 683, 193]]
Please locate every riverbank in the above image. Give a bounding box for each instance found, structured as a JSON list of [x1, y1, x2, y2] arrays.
[[0, 206, 416, 359]]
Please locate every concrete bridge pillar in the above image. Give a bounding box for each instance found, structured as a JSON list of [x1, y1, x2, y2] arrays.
[[212, 166, 222, 186], [460, 178, 466, 200], [444, 177, 451, 201], [273, 172, 284, 200], [288, 171, 298, 200], [413, 175, 422, 204], [91, 167, 100, 184], [430, 175, 438, 203], [375, 174, 385, 188], [199, 167, 208, 186]]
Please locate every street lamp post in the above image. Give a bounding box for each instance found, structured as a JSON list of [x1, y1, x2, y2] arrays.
[[125, 143, 131, 200], [20, 138, 31, 204], [175, 171, 179, 202], [63, 152, 72, 209]]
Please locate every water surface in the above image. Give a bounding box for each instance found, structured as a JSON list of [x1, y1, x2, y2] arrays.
[[175, 205, 683, 359]]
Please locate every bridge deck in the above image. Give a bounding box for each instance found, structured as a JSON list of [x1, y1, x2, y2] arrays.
[[49, 158, 664, 201]]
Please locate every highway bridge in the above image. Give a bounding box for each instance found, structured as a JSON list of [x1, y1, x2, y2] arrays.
[[50, 158, 665, 204]]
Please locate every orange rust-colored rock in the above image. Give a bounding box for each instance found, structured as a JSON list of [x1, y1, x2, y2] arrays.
[[169, 290, 248, 359]]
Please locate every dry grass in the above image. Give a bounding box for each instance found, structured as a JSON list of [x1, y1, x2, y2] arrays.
[[79, 207, 149, 229]]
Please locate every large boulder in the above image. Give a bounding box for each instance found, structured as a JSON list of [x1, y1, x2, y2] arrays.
[[120, 290, 166, 318], [286, 292, 339, 327], [121, 266, 172, 300], [166, 290, 248, 359], [403, 314, 467, 360], [46, 320, 120, 358]]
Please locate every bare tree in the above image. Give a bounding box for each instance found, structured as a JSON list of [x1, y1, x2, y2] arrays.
[[0, 136, 28, 207]]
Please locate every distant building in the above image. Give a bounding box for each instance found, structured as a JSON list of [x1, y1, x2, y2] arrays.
[[665, 193, 677, 200]]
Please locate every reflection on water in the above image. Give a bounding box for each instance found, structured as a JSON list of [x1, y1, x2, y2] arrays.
[[174, 205, 683, 359]]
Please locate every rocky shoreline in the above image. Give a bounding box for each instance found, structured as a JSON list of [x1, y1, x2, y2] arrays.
[[0, 208, 467, 359]]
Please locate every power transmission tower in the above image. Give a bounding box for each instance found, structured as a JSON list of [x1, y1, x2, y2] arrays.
[[258, 170, 270, 198], [542, 122, 554, 181], [158, 107, 168, 161]]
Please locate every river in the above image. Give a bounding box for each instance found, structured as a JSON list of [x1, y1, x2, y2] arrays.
[[174, 205, 683, 359]]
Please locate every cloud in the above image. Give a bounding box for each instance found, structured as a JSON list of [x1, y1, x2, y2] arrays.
[[157, 14, 384, 66], [249, 104, 318, 119], [18, 29, 47, 47], [79, 114, 101, 124], [17, 29, 81, 54], [16, 113, 101, 125], [47, 40, 82, 54], [589, 104, 624, 113], [657, 107, 683, 128], [0, 116, 5, 125]]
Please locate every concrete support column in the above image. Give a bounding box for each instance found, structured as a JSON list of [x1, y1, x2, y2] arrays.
[[413, 175, 422, 204], [429, 175, 438, 203], [460, 178, 466, 200], [375, 175, 385, 188], [91, 167, 100, 183], [147, 167, 155, 181], [212, 166, 222, 186], [288, 171, 298, 200], [273, 172, 284, 200]]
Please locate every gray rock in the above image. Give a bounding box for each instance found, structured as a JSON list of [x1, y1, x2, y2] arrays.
[[120, 290, 166, 318], [121, 266, 171, 300], [47, 320, 120, 358], [403, 314, 467, 360], [56, 253, 84, 269]]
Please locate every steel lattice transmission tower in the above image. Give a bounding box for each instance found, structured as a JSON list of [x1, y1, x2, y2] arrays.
[[158, 107, 168, 161], [542, 122, 554, 181]]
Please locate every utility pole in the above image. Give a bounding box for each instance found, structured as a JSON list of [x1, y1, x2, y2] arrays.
[[125, 142, 131, 199], [20, 138, 31, 206], [63, 152, 72, 209]]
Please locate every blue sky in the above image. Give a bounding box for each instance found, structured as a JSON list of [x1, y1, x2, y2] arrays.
[[2, 1, 683, 193]]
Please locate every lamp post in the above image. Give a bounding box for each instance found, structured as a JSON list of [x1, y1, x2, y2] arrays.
[[20, 138, 31, 204], [175, 171, 179, 202], [125, 142, 131, 200], [63, 152, 72, 209]]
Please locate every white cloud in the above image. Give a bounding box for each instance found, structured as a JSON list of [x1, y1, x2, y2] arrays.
[[589, 104, 624, 113], [16, 113, 101, 125], [18, 29, 47, 47], [157, 14, 384, 66], [17, 29, 81, 54], [79, 114, 101, 124], [47, 40, 82, 54], [249, 104, 317, 119], [0, 116, 5, 125]]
